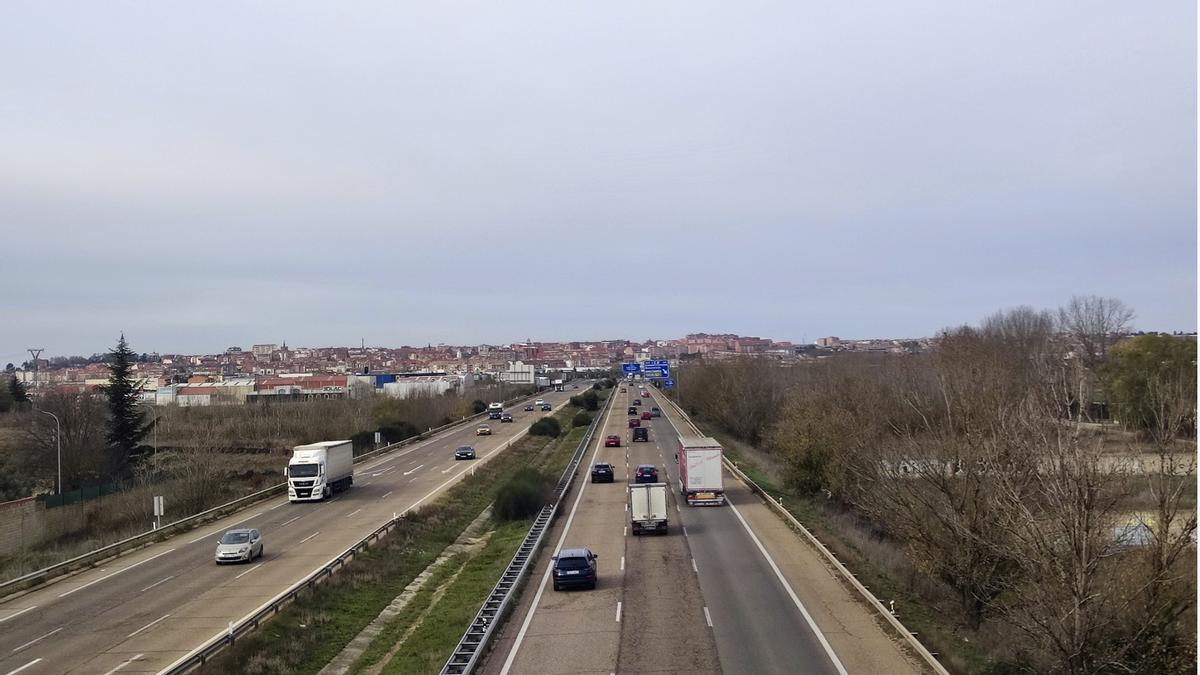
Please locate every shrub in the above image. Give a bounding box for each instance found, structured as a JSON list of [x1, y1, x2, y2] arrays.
[[581, 390, 600, 411], [350, 430, 375, 452], [568, 394, 584, 408], [379, 421, 419, 444], [572, 411, 593, 428], [471, 400, 487, 414], [493, 467, 551, 520], [592, 382, 602, 390], [530, 417, 561, 438]]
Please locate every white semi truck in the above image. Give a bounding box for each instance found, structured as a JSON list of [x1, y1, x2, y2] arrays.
[[677, 435, 725, 506], [287, 440, 354, 502], [629, 482, 669, 534]]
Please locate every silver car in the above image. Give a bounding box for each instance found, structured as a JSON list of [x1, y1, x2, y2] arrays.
[[215, 528, 263, 564]]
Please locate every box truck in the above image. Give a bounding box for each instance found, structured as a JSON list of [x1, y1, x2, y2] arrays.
[[629, 482, 669, 534], [677, 435, 725, 506], [287, 440, 354, 502]]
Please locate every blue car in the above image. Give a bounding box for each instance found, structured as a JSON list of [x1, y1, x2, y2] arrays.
[[552, 548, 598, 591]]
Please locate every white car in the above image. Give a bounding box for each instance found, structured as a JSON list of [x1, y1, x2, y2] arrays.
[[215, 528, 263, 564], [535, 398, 546, 406]]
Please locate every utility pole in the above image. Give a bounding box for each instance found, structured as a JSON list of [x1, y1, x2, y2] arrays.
[[39, 410, 61, 495], [27, 348, 43, 393]]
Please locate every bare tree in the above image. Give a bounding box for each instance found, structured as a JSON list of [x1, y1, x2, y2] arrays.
[[1058, 295, 1135, 371], [24, 391, 108, 490]]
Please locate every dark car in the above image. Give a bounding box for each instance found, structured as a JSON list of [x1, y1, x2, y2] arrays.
[[632, 399, 642, 407], [635, 464, 659, 483], [591, 463, 615, 483], [488, 410, 502, 420], [628, 418, 641, 428], [632, 427, 649, 442], [620, 388, 627, 393], [640, 411, 652, 421], [501, 412, 514, 423], [651, 407, 661, 418], [604, 434, 621, 447], [541, 403, 552, 411], [524, 404, 535, 411], [627, 406, 638, 416], [455, 446, 477, 460], [553, 547, 598, 590]]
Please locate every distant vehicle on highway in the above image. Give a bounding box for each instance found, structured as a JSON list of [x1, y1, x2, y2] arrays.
[[634, 464, 659, 483], [651, 407, 661, 417], [524, 403, 535, 411], [287, 440, 354, 502], [541, 403, 552, 411], [605, 434, 621, 447], [591, 463, 615, 483], [641, 391, 650, 398], [632, 399, 641, 407], [552, 548, 598, 591], [678, 435, 725, 506], [640, 411, 652, 421], [501, 412, 514, 423], [488, 410, 502, 420], [476, 424, 492, 436], [630, 483, 668, 535], [627, 406, 638, 415], [628, 418, 641, 428], [455, 446, 477, 460], [620, 387, 627, 393], [632, 427, 649, 443], [488, 402, 503, 412], [215, 528, 263, 564], [535, 398, 547, 407]]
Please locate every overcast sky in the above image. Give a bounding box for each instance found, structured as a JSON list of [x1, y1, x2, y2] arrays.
[[1, 1, 1195, 365]]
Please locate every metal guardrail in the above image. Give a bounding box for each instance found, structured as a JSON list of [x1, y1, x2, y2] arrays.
[[655, 391, 950, 675], [0, 391, 541, 601], [158, 388, 572, 674], [440, 389, 614, 675]]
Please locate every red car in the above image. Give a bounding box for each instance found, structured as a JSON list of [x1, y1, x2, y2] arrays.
[[604, 434, 621, 447], [628, 418, 641, 428], [640, 391, 650, 398], [640, 411, 652, 421]]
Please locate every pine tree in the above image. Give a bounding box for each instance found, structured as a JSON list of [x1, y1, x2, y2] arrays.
[[104, 334, 149, 478], [8, 376, 29, 403]]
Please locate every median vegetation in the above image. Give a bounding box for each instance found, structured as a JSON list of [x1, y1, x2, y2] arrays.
[[672, 296, 1196, 674]]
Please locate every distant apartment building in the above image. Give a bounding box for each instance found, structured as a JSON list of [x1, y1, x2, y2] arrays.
[[815, 337, 841, 348], [732, 337, 771, 353], [251, 344, 277, 358]]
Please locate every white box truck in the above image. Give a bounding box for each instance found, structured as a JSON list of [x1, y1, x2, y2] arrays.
[[287, 440, 354, 502], [677, 435, 725, 506], [629, 482, 669, 534]]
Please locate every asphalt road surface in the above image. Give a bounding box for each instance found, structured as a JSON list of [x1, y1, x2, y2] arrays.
[[0, 389, 578, 675]]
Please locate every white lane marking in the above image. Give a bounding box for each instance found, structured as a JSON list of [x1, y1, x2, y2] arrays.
[[704, 606, 713, 627], [235, 564, 263, 580], [346, 509, 362, 518], [624, 503, 627, 512], [279, 515, 302, 528], [683, 526, 688, 537], [676, 504, 681, 513], [692, 558, 699, 573], [403, 464, 425, 476], [620, 556, 625, 572], [126, 614, 170, 638], [728, 500, 849, 675], [441, 466, 454, 474], [102, 653, 144, 675], [372, 466, 396, 477], [380, 491, 393, 499], [140, 575, 175, 593], [299, 531, 320, 543], [623, 526, 627, 537], [5, 658, 42, 674], [12, 627, 61, 652], [616, 601, 622, 622], [267, 502, 285, 510], [0, 606, 36, 624], [59, 548, 176, 598], [501, 395, 617, 675], [189, 511, 264, 543]]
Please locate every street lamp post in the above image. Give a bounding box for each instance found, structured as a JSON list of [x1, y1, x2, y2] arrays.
[[39, 410, 61, 495]]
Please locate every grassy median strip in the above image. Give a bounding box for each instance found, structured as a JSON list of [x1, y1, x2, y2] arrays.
[[199, 391, 608, 675]]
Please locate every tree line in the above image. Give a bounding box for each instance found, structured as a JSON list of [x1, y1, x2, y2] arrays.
[[676, 296, 1196, 674]]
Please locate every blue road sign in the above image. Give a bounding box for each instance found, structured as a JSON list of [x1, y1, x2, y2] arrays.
[[622, 363, 641, 374]]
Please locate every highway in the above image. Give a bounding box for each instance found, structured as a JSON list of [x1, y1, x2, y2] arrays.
[[0, 389, 578, 675], [485, 384, 924, 675]]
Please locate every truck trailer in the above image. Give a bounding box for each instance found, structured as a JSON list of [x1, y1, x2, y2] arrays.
[[629, 482, 669, 534], [288, 440, 354, 502], [677, 435, 725, 506]]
